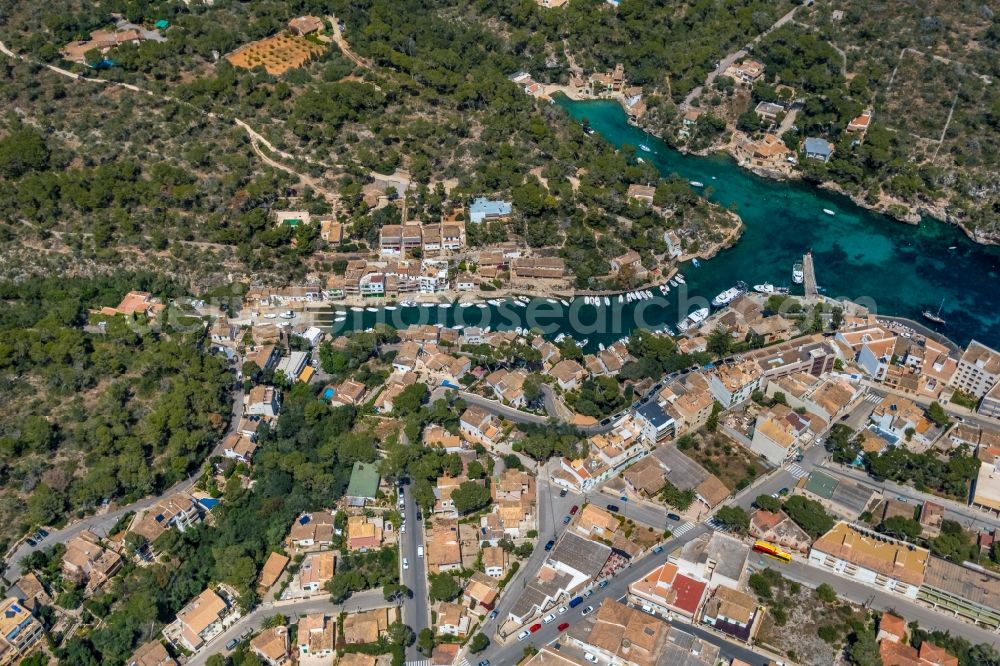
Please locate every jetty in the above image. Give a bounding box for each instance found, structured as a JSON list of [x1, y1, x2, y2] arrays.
[[803, 252, 817, 297]]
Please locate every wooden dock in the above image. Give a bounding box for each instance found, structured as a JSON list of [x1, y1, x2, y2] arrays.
[[803, 252, 817, 297]]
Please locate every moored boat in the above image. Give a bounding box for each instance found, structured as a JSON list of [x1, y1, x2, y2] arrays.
[[792, 263, 804, 284]]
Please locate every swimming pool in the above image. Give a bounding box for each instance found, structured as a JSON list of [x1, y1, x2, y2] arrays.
[[322, 387, 335, 400]]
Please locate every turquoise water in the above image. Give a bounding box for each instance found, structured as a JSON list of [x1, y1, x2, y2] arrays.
[[555, 99, 1000, 349], [323, 100, 1000, 350]]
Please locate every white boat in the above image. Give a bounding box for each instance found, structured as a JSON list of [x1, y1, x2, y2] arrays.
[[546, 298, 558, 304], [792, 262, 804, 284], [350, 307, 364, 312], [513, 300, 526, 307], [618, 294, 624, 303], [598, 343, 605, 351], [639, 144, 651, 153], [692, 258, 701, 268], [659, 284, 667, 294], [518, 296, 530, 303], [560, 299, 570, 307], [678, 307, 710, 331], [476, 303, 487, 309], [438, 303, 452, 308], [669, 279, 677, 287], [334, 316, 346, 322], [365, 307, 378, 312], [460, 303, 473, 308], [384, 306, 397, 311], [645, 290, 653, 299], [604, 296, 610, 306], [712, 287, 742, 307], [674, 273, 685, 284], [434, 323, 444, 328], [689, 181, 704, 187], [578, 338, 589, 347], [823, 209, 835, 216], [452, 324, 463, 330], [335, 310, 347, 315], [401, 301, 416, 307], [754, 283, 776, 294]]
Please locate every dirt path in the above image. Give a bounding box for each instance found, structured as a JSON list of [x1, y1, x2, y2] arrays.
[[682, 5, 798, 109], [0, 39, 346, 196], [326, 16, 371, 69]]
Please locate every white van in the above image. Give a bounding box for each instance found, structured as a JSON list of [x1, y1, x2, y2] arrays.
[[417, 546, 424, 558], [517, 630, 530, 641]]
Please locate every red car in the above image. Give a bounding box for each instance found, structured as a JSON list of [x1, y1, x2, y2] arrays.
[[570, 505, 579, 515], [558, 623, 569, 631], [530, 624, 542, 633]]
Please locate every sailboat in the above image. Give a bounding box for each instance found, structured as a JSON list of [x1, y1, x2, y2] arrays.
[[922, 298, 946, 325]]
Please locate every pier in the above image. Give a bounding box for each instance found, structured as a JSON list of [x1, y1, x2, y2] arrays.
[[803, 252, 817, 297]]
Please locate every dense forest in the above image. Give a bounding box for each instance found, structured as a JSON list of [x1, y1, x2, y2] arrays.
[[0, 273, 231, 552]]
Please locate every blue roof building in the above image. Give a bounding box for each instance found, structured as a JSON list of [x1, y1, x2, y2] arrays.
[[804, 137, 833, 162], [469, 197, 512, 224], [635, 401, 676, 444]]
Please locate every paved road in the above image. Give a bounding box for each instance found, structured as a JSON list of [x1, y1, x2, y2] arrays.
[[476, 526, 712, 665], [189, 589, 390, 666], [400, 485, 430, 662], [778, 559, 1000, 648], [5, 386, 243, 579]]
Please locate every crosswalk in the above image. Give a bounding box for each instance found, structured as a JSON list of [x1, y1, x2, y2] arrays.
[[863, 392, 882, 404], [457, 658, 473, 666], [406, 660, 430, 666], [671, 521, 696, 538], [706, 518, 729, 532], [785, 463, 808, 479]]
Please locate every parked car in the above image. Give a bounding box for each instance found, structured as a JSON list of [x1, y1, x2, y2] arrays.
[[652, 545, 664, 554], [583, 589, 594, 598], [25, 538, 36, 547], [558, 622, 569, 631], [543, 614, 556, 624], [667, 513, 681, 521], [545, 540, 555, 551], [401, 523, 406, 534], [36, 529, 48, 538], [581, 606, 595, 616], [530, 624, 542, 633], [403, 558, 409, 570], [619, 496, 628, 502], [598, 580, 609, 589], [779, 487, 789, 496], [563, 516, 571, 525], [606, 504, 620, 513], [584, 654, 598, 663], [568, 597, 584, 608], [417, 546, 424, 558], [226, 638, 239, 651], [559, 489, 568, 497], [478, 661, 490, 666], [517, 630, 530, 641], [570, 505, 579, 515], [489, 610, 498, 620], [557, 605, 569, 615]]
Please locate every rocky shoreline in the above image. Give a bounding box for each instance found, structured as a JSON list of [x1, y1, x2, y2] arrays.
[[674, 132, 1000, 247]]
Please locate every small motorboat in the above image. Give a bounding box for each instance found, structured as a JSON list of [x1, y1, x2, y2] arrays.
[[334, 316, 346, 322], [674, 274, 686, 284], [639, 144, 651, 153], [384, 306, 397, 311], [823, 208, 836, 216], [476, 303, 488, 309], [692, 258, 701, 268], [560, 299, 570, 307], [689, 181, 704, 187], [438, 303, 452, 308], [350, 307, 364, 312], [365, 307, 378, 312], [460, 303, 473, 308]]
